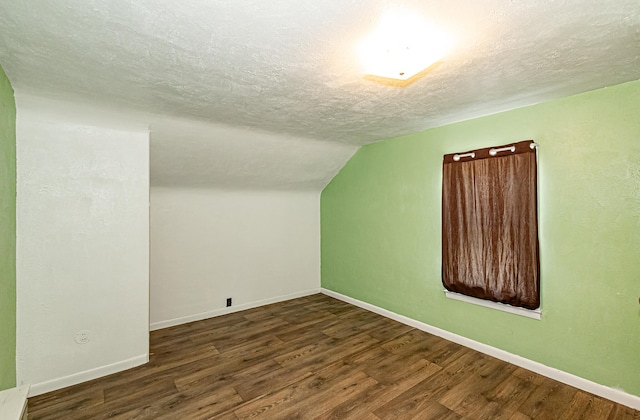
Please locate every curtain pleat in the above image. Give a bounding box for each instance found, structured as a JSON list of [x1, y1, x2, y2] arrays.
[[442, 140, 540, 310]]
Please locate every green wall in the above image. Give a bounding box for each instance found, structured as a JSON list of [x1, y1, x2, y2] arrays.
[[0, 65, 16, 390], [321, 80, 640, 397]]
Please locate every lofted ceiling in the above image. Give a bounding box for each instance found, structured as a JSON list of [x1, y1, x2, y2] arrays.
[[1, 0, 639, 189]]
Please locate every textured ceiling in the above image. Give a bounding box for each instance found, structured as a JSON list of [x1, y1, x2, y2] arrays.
[[150, 117, 357, 190], [1, 0, 639, 188]]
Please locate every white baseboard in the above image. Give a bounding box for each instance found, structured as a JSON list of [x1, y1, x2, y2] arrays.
[[27, 354, 148, 397], [321, 288, 640, 411], [150, 288, 322, 331]]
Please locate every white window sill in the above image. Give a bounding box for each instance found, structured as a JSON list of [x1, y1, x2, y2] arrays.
[[0, 384, 29, 420], [444, 291, 541, 320]]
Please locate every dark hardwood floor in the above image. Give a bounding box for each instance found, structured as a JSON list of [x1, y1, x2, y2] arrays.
[[28, 294, 639, 419]]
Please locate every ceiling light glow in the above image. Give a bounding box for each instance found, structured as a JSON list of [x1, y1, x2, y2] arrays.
[[360, 12, 451, 81]]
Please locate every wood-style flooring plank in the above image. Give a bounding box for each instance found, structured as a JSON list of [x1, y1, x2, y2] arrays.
[[560, 390, 615, 420], [234, 371, 378, 420], [28, 294, 640, 419], [516, 377, 581, 419], [315, 358, 441, 419]]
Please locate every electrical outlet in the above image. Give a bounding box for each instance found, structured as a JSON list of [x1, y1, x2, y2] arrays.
[[226, 298, 232, 307], [75, 330, 90, 344]]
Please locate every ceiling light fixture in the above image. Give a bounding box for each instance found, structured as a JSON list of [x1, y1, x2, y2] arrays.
[[359, 12, 451, 82]]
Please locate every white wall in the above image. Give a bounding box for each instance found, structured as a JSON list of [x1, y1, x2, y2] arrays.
[[16, 95, 150, 395], [150, 187, 320, 329]]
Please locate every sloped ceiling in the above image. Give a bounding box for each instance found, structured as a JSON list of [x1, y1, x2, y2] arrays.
[[1, 0, 639, 189]]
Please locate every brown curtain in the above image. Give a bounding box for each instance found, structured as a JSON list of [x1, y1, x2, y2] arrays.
[[442, 140, 540, 310]]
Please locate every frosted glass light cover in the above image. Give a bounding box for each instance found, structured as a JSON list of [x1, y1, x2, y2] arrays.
[[360, 13, 450, 80]]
